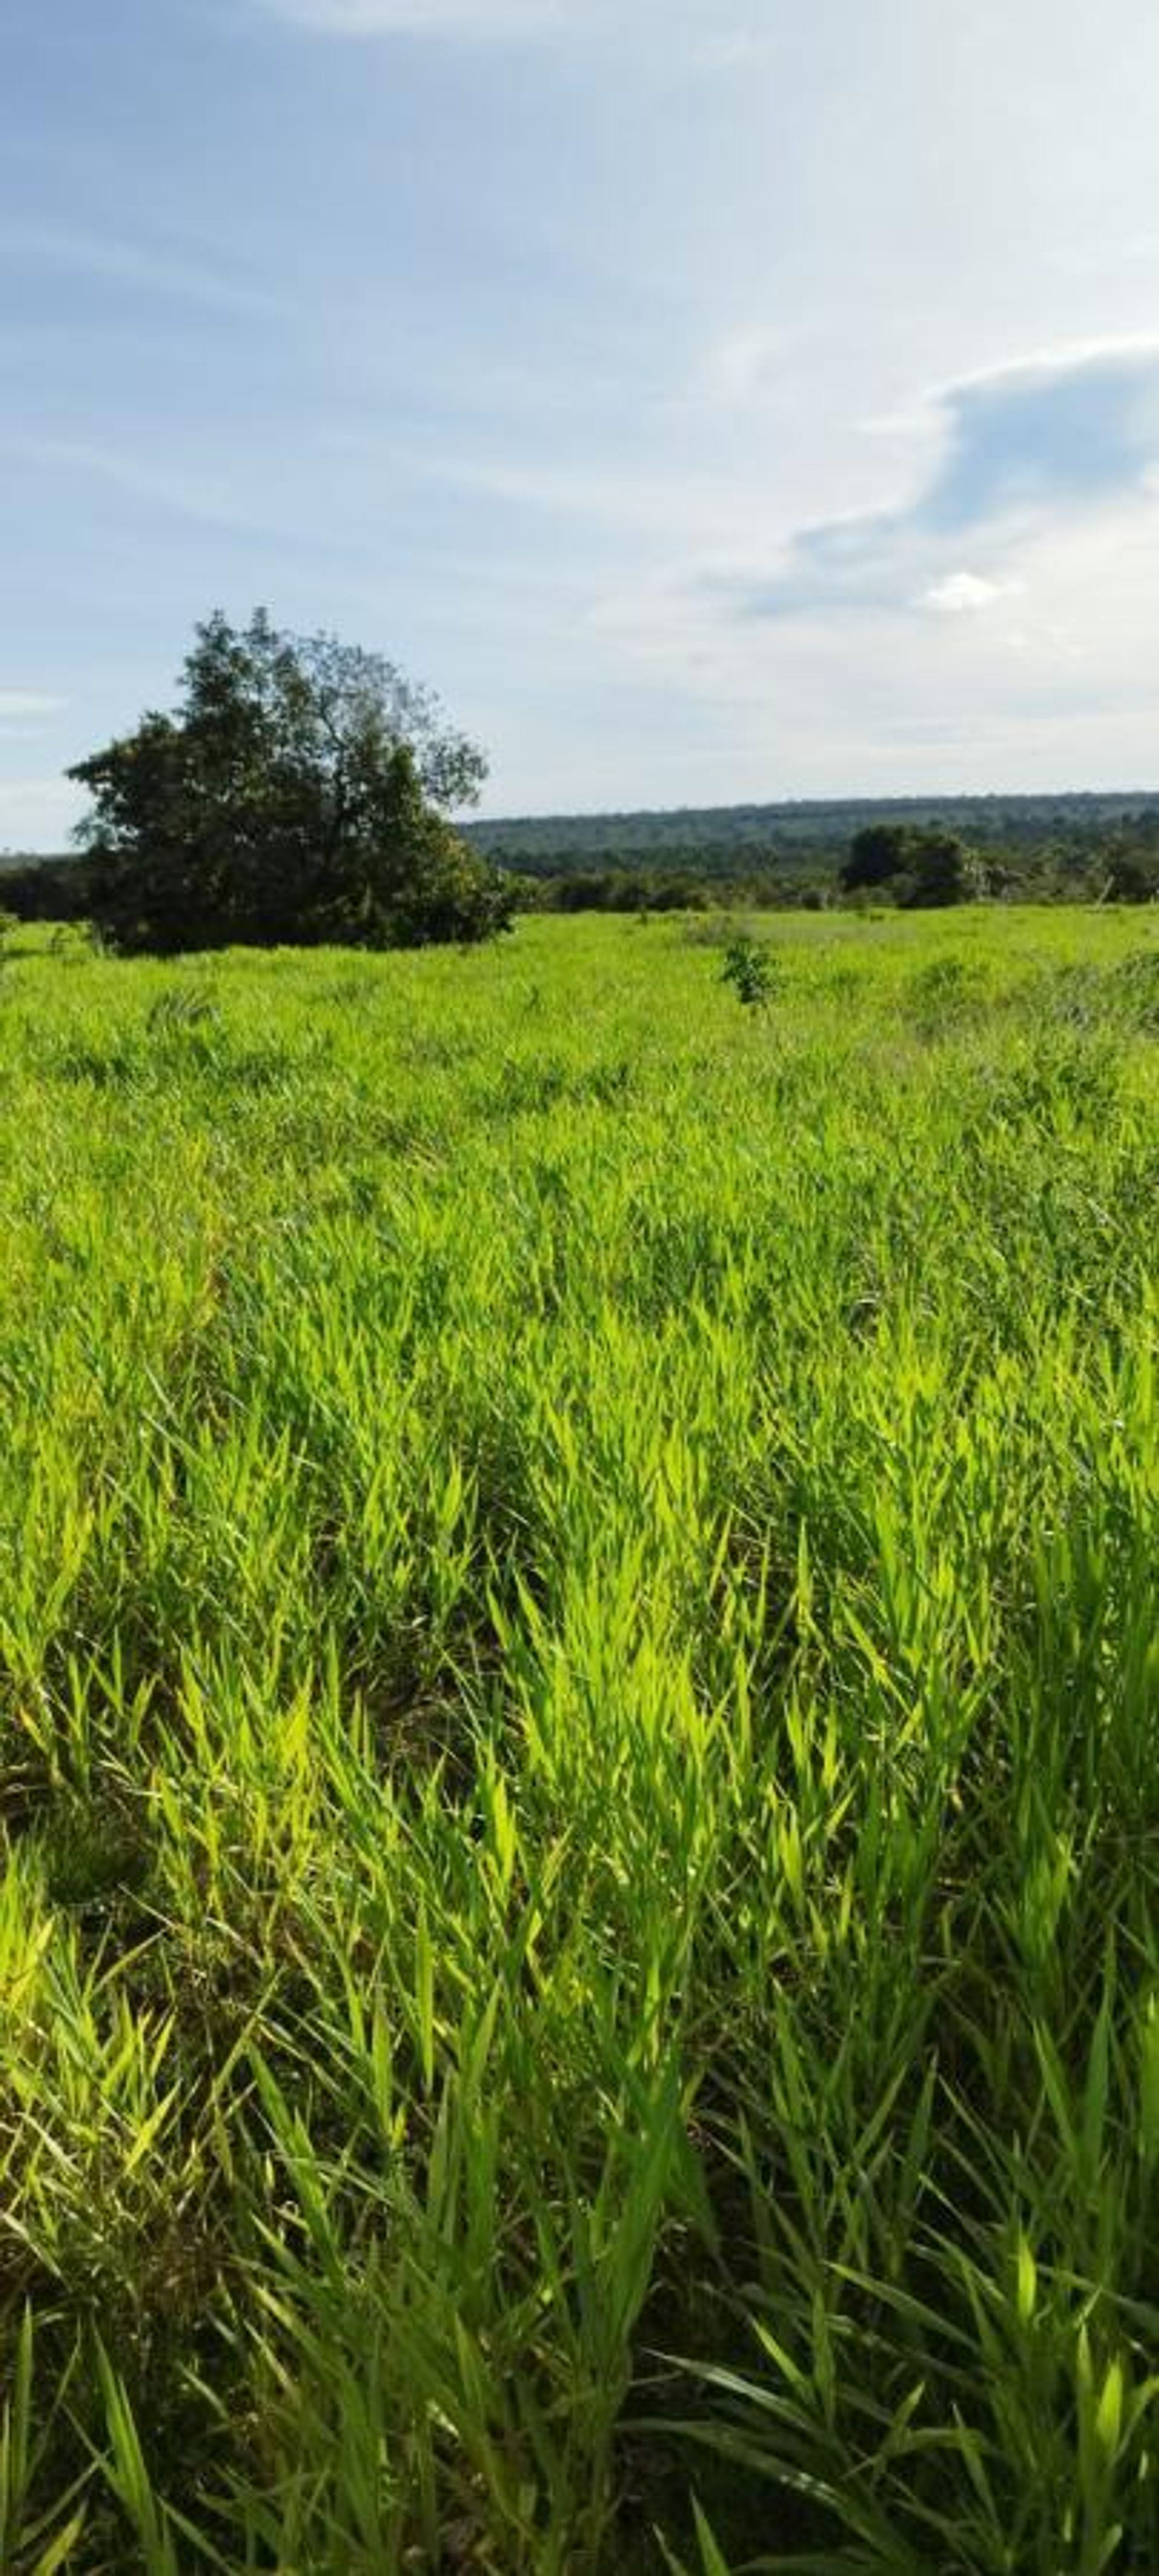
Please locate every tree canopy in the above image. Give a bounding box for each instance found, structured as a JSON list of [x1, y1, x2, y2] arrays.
[[68, 611, 515, 954], [840, 820, 988, 906]]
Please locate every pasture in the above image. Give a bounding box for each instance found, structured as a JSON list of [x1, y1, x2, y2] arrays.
[[0, 907, 1156, 2571]]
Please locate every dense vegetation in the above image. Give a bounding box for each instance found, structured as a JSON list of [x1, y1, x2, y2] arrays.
[[0, 907, 1155, 2571], [464, 793, 1159, 910], [4, 613, 513, 955], [8, 790, 1159, 929]]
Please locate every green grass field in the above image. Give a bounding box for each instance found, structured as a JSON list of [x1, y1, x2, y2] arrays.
[[1, 908, 1157, 2572]]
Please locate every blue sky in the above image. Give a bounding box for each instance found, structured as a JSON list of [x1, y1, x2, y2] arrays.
[[5, 0, 1159, 845]]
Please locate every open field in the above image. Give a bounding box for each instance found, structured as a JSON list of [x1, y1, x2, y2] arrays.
[[0, 907, 1157, 2572]]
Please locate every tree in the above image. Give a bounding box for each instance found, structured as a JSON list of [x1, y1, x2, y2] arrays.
[[1101, 844, 1158, 903], [68, 610, 514, 954], [901, 829, 987, 908], [841, 820, 988, 907], [840, 823, 910, 893]]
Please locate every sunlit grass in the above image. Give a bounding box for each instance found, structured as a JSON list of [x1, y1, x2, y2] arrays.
[[0, 908, 1156, 2570]]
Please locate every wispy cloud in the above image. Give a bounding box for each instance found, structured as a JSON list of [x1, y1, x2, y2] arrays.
[[254, 0, 771, 57], [6, 437, 281, 535], [417, 447, 744, 543], [691, 28, 781, 72], [741, 336, 1159, 618], [4, 220, 279, 318], [256, 0, 569, 34], [0, 691, 66, 718], [578, 332, 1159, 798]]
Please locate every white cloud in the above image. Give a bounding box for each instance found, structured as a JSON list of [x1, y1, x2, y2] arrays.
[[0, 692, 66, 718], [584, 480, 1159, 799], [718, 335, 1159, 624], [931, 330, 1159, 400], [702, 324, 785, 407], [918, 572, 1020, 615]]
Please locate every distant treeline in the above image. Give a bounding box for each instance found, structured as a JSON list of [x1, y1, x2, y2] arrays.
[[466, 789, 1159, 860], [0, 851, 100, 924], [5, 790, 1159, 924], [464, 793, 1159, 909]]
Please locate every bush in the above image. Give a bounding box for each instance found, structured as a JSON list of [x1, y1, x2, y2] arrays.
[[721, 935, 776, 1007]]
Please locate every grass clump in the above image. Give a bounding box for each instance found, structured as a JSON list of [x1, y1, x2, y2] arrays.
[[0, 907, 1155, 2571]]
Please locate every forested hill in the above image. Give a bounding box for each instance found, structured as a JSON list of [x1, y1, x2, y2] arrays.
[[464, 790, 1159, 875], [7, 786, 1159, 919]]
